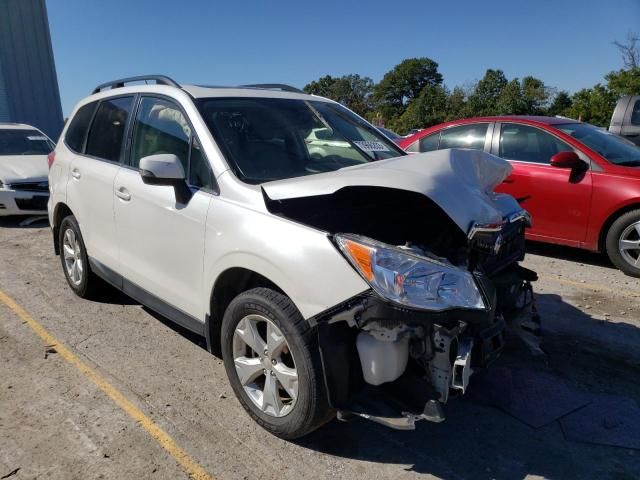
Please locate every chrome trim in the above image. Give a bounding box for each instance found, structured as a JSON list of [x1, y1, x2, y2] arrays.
[[467, 222, 504, 240]]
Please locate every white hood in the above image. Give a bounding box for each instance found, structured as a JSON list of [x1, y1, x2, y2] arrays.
[[262, 149, 522, 234], [0, 155, 49, 184]]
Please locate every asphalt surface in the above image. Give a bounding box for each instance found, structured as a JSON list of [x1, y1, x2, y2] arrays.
[[1, 216, 639, 480]]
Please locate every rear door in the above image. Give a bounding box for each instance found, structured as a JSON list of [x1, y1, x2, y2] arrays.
[[493, 122, 593, 245], [66, 96, 134, 271], [113, 95, 215, 320], [620, 97, 640, 146]]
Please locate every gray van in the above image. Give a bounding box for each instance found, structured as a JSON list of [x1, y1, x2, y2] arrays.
[[609, 95, 640, 145]]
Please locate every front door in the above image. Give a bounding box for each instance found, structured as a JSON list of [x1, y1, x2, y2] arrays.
[[114, 96, 215, 319], [493, 122, 593, 246]]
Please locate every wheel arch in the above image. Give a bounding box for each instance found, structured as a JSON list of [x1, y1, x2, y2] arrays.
[[207, 267, 285, 356], [52, 202, 75, 255], [598, 202, 640, 252]]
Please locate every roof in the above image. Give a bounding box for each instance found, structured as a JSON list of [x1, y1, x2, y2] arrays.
[[458, 115, 580, 125], [0, 123, 40, 130], [181, 85, 321, 101]]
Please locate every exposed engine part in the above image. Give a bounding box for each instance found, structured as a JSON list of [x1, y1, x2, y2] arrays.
[[356, 331, 409, 386], [428, 323, 471, 403]]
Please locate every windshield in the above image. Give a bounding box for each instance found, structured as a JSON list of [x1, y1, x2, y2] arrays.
[[556, 123, 640, 167], [197, 97, 405, 183], [0, 129, 54, 156]]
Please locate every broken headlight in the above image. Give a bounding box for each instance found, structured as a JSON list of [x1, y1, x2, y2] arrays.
[[335, 234, 486, 311]]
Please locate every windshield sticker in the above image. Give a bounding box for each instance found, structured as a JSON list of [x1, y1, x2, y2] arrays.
[[27, 136, 48, 141], [353, 141, 390, 152]]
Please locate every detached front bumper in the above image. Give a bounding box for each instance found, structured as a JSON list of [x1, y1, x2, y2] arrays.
[[314, 264, 538, 430], [0, 188, 49, 216]]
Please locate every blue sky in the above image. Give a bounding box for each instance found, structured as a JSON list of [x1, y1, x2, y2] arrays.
[[47, 0, 639, 115]]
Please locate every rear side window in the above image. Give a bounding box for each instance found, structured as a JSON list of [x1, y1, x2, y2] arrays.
[[440, 124, 488, 150], [85, 96, 134, 162], [65, 101, 97, 153], [419, 132, 440, 152], [631, 100, 640, 126]]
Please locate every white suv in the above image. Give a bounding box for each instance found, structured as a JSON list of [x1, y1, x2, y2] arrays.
[[49, 75, 538, 439]]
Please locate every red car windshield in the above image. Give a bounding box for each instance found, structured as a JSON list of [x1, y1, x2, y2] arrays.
[[557, 123, 640, 167]]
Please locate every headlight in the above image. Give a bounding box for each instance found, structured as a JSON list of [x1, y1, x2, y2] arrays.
[[335, 234, 485, 311]]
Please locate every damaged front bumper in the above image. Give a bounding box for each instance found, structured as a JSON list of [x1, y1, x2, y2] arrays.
[[313, 264, 539, 430]]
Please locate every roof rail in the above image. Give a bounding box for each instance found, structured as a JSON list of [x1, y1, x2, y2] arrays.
[[241, 83, 304, 94], [92, 75, 180, 94]]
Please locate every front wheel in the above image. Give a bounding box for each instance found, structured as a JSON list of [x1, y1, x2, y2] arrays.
[[221, 288, 333, 439], [605, 209, 640, 277]]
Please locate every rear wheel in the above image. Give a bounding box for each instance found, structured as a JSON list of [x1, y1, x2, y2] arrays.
[[221, 287, 333, 439], [605, 210, 640, 277], [58, 215, 101, 297]]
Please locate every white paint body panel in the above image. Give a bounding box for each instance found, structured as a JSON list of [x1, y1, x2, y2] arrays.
[[263, 148, 519, 234]]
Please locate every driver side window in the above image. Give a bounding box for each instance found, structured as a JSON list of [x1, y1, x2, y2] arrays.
[[131, 97, 214, 190], [499, 123, 572, 164]]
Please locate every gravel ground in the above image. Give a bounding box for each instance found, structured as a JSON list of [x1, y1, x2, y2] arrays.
[[1, 217, 639, 480]]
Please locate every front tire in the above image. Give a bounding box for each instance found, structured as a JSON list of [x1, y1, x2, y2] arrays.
[[221, 288, 333, 439], [605, 209, 640, 277], [58, 215, 100, 298]]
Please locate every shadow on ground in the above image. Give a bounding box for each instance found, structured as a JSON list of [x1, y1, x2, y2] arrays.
[[526, 240, 614, 270], [0, 215, 49, 229]]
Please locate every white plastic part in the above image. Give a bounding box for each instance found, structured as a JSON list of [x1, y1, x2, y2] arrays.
[[356, 331, 409, 386]]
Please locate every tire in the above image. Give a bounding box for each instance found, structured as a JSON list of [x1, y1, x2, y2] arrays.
[[221, 287, 333, 439], [605, 209, 640, 278], [58, 215, 101, 298]]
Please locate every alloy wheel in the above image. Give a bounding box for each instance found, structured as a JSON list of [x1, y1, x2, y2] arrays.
[[619, 220, 640, 269], [62, 228, 83, 286], [232, 314, 298, 417]]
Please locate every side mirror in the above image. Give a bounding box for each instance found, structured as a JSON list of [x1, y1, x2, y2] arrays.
[[550, 151, 583, 169], [139, 154, 191, 203]]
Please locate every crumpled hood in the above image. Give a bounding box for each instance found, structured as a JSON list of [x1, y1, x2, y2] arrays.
[[0, 155, 49, 184], [262, 148, 522, 234]]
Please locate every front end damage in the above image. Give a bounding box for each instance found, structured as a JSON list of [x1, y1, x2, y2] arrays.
[[262, 149, 541, 429]]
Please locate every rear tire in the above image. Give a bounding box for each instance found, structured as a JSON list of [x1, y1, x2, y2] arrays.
[[58, 215, 101, 298], [221, 287, 333, 439], [605, 209, 640, 278]]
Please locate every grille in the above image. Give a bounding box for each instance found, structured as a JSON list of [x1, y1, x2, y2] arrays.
[[14, 195, 48, 211], [10, 181, 49, 192]]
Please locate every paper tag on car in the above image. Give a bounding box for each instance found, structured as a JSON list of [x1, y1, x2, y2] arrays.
[[353, 141, 389, 152], [27, 136, 48, 141]]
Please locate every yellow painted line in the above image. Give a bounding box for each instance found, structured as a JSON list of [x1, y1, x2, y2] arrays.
[[539, 274, 640, 298], [0, 289, 214, 480]]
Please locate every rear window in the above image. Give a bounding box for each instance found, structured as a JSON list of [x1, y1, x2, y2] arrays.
[[65, 101, 98, 153], [0, 129, 54, 156], [85, 96, 134, 162]]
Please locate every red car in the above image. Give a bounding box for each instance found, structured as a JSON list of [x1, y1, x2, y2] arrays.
[[399, 116, 640, 277]]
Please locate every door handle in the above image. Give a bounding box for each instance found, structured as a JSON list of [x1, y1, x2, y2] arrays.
[[502, 177, 514, 184], [71, 168, 81, 179], [115, 187, 131, 201]]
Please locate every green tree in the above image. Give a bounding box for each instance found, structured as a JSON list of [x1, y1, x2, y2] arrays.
[[547, 90, 573, 117], [496, 79, 526, 114], [521, 76, 550, 114], [566, 84, 616, 126], [467, 69, 508, 116], [373, 57, 443, 122], [304, 74, 374, 116], [445, 86, 468, 120], [392, 84, 448, 133], [605, 67, 640, 98]]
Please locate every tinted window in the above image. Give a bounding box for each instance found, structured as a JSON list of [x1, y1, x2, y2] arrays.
[[85, 96, 134, 162], [65, 101, 97, 153], [197, 97, 404, 184], [499, 123, 572, 163], [131, 97, 214, 190], [0, 129, 54, 155], [440, 124, 488, 150], [631, 100, 640, 126], [419, 132, 440, 152]]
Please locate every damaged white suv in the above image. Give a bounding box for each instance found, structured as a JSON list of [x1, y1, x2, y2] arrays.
[[49, 75, 537, 439]]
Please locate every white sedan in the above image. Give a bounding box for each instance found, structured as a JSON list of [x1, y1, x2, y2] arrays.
[[0, 124, 54, 216]]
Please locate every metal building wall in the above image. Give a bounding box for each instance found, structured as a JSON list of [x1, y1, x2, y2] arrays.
[[0, 0, 64, 139]]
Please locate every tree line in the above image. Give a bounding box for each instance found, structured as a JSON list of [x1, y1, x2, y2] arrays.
[[303, 34, 640, 135]]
